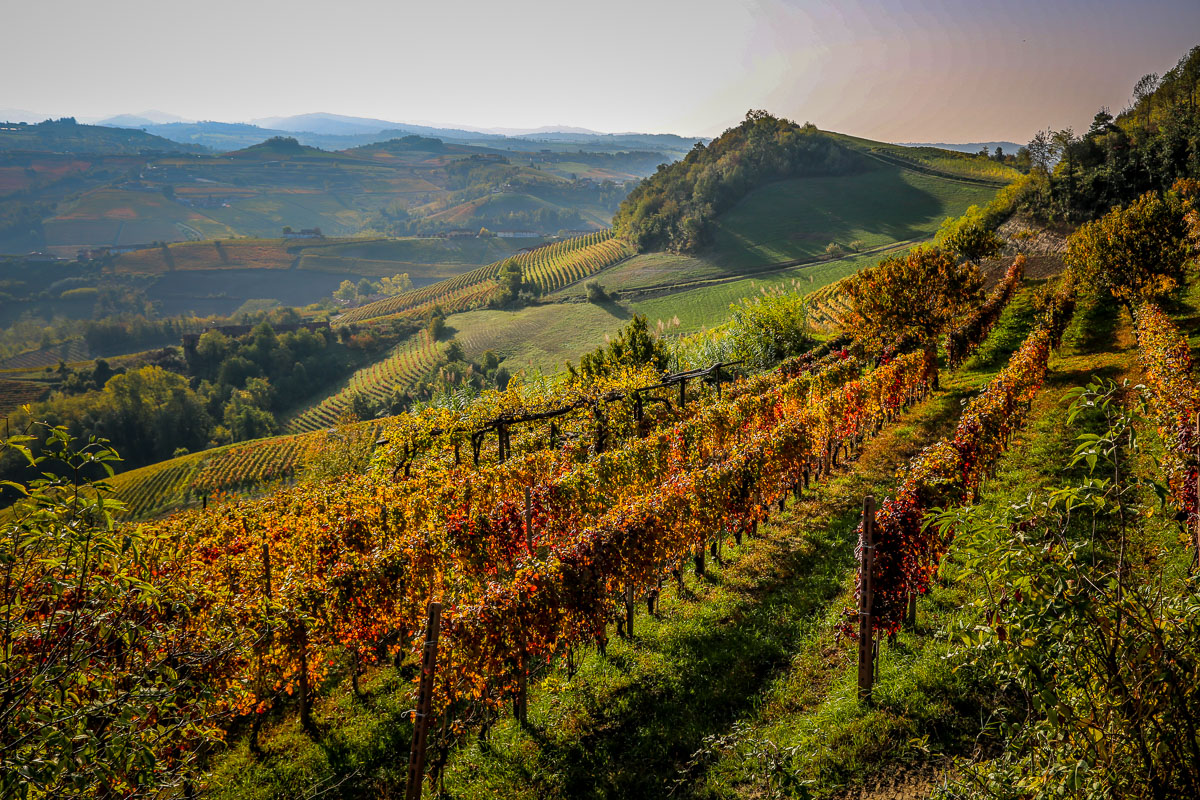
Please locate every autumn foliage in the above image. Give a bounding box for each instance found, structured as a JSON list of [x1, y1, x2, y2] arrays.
[[858, 275, 1077, 634]]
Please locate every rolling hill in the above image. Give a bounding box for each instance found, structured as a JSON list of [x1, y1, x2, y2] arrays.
[[0, 118, 206, 155]]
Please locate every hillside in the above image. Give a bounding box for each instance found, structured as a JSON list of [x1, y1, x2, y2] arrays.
[[103, 131, 1010, 514], [0, 118, 206, 154], [2, 128, 648, 256]]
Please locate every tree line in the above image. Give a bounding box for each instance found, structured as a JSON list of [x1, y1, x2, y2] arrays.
[[1014, 46, 1200, 222]]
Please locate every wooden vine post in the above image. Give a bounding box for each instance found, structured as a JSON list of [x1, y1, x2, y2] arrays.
[[624, 585, 635, 638], [857, 495, 877, 703], [524, 486, 533, 553], [515, 623, 528, 724], [405, 601, 442, 800], [1195, 413, 1200, 555]]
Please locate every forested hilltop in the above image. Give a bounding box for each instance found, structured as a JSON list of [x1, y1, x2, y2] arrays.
[[612, 112, 863, 252]]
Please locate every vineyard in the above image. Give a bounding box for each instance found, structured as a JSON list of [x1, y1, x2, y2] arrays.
[[283, 331, 444, 433], [12, 230, 1200, 799], [338, 230, 633, 324], [521, 230, 634, 294], [0, 378, 49, 415], [804, 278, 852, 331], [105, 430, 336, 518], [0, 339, 90, 370]]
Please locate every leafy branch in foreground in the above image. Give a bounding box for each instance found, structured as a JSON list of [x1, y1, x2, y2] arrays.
[[933, 381, 1200, 800], [1, 425, 236, 799]]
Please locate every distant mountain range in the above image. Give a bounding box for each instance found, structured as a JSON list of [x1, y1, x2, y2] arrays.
[[4, 107, 1023, 162], [67, 111, 701, 157], [0, 117, 206, 155], [898, 141, 1024, 154]]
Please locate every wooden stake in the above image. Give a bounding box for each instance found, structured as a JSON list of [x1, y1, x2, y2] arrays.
[[405, 602, 442, 800], [858, 496, 877, 704], [515, 626, 528, 724], [524, 486, 533, 553], [298, 624, 313, 733], [624, 585, 635, 639]]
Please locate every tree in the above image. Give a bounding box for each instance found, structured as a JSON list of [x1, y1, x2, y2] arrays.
[[585, 280, 608, 303], [727, 286, 810, 367], [1052, 128, 1079, 211], [1065, 190, 1195, 306], [222, 388, 275, 441], [348, 391, 374, 422], [492, 259, 532, 307], [573, 314, 670, 379], [935, 205, 1003, 262], [427, 308, 447, 340], [843, 247, 985, 388], [334, 280, 357, 303], [378, 273, 413, 295], [1027, 129, 1054, 175], [481, 350, 501, 374], [1132, 72, 1161, 132]]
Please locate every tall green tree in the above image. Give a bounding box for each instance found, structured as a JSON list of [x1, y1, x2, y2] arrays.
[[572, 314, 670, 380]]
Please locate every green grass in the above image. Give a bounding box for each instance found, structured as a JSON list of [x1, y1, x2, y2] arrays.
[[628, 252, 887, 335], [685, 293, 1138, 798], [446, 302, 638, 375]]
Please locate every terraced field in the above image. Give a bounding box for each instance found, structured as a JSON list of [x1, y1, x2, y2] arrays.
[[521, 231, 634, 293], [0, 379, 49, 415], [339, 230, 630, 324], [804, 278, 853, 331], [106, 430, 327, 518], [0, 340, 90, 370], [284, 331, 444, 433]]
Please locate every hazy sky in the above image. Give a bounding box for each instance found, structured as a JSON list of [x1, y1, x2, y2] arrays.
[[4, 0, 1197, 143]]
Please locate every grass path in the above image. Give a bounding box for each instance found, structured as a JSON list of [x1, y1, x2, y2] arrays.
[[442, 293, 1047, 799], [691, 300, 1139, 799]]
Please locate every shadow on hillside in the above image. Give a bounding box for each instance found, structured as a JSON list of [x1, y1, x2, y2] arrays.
[[595, 298, 633, 320], [702, 165, 947, 279]]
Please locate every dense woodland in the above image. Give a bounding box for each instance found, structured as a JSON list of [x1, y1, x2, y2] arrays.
[[0, 312, 419, 484]]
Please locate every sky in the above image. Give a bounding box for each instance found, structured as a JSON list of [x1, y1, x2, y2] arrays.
[[3, 0, 1198, 143]]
